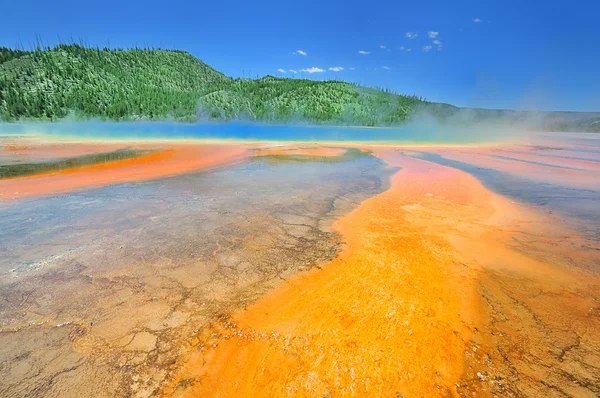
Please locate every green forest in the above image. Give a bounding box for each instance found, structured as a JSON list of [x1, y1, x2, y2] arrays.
[[0, 44, 429, 125], [0, 44, 598, 130]]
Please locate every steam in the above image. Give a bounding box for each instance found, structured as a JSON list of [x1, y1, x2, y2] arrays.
[[2, 103, 598, 145], [405, 103, 600, 144], [0, 119, 545, 145]]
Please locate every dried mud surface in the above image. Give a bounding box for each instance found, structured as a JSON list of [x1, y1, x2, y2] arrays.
[[0, 148, 393, 397], [1, 135, 600, 398], [406, 139, 600, 397], [168, 139, 600, 397]]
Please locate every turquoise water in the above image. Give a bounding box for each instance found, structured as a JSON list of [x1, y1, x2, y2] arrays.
[[0, 122, 511, 144]]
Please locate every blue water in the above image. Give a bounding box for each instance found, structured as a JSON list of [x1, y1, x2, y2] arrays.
[[0, 122, 506, 144]]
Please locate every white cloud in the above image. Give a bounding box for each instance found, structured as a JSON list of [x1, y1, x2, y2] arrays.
[[433, 39, 442, 51], [296, 50, 307, 56], [382, 66, 391, 70], [406, 48, 412, 52], [399, 46, 405, 51], [328, 66, 344, 72], [349, 67, 356, 70], [300, 67, 325, 73], [423, 45, 433, 52], [358, 50, 371, 55], [277, 68, 286, 73], [405, 32, 418, 39], [473, 18, 481, 23], [289, 69, 298, 74], [428, 31, 439, 39], [380, 45, 386, 49]]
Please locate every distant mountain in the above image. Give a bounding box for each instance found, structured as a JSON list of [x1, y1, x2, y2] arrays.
[[0, 45, 598, 131]]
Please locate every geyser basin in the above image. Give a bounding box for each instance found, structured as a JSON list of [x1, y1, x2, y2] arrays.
[[0, 132, 599, 397], [0, 147, 395, 396]]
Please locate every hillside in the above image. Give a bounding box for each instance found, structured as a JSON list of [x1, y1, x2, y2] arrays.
[[0, 45, 231, 121], [0, 45, 598, 130], [0, 45, 426, 125], [197, 76, 427, 125]]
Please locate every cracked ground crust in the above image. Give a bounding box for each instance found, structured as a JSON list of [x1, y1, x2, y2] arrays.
[[0, 148, 393, 397], [166, 149, 600, 397], [2, 142, 600, 397]]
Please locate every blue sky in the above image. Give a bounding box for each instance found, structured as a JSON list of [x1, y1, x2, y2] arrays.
[[1, 0, 599, 111]]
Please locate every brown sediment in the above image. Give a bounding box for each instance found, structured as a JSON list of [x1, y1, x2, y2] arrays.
[[2, 139, 598, 396], [166, 146, 600, 397], [453, 224, 600, 389], [367, 148, 600, 397], [0, 145, 390, 397], [254, 146, 345, 157], [448, 194, 600, 395], [0, 144, 250, 200], [166, 151, 493, 397], [3, 144, 33, 151]]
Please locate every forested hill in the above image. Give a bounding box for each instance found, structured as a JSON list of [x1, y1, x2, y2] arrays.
[[1, 45, 598, 131], [0, 45, 427, 125], [0, 45, 231, 121]]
